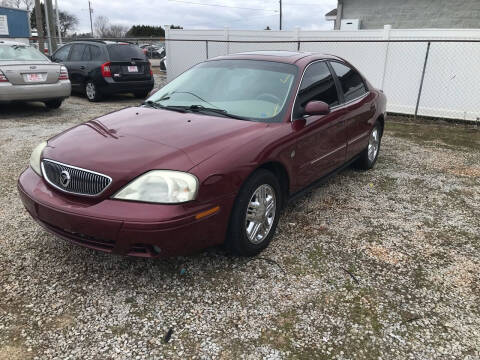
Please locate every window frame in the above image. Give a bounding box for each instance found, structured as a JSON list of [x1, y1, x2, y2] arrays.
[[290, 59, 343, 122], [328, 60, 370, 106]]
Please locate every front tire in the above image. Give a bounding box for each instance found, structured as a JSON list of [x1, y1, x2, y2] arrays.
[[354, 121, 382, 170], [85, 81, 102, 102], [226, 169, 282, 257], [44, 98, 63, 109], [134, 90, 150, 99]]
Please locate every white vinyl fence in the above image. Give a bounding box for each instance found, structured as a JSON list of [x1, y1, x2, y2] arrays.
[[165, 27, 480, 121]]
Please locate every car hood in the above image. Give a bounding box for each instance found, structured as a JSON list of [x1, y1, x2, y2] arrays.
[[43, 106, 267, 188]]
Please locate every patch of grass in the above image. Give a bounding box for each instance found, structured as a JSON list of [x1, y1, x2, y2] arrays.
[[386, 120, 480, 152]]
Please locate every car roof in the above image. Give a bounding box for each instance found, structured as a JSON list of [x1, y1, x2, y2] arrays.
[[65, 40, 136, 46], [210, 50, 342, 64]]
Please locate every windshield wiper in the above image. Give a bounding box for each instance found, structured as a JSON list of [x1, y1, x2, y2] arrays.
[[142, 100, 188, 113], [187, 105, 249, 120]]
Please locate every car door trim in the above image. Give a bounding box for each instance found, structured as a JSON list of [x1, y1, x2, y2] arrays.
[[310, 144, 347, 165], [348, 130, 370, 145]]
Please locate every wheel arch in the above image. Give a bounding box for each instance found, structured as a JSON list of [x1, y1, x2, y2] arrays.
[[257, 161, 290, 207]]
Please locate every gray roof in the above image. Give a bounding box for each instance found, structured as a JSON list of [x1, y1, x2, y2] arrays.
[[325, 8, 337, 17]]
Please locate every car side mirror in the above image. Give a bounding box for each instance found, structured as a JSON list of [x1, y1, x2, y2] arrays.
[[304, 101, 330, 116]]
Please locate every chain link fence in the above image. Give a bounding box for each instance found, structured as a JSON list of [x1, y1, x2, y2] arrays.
[[164, 38, 480, 122]]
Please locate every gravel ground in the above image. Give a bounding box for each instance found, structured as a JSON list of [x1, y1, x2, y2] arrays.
[[0, 80, 479, 359]]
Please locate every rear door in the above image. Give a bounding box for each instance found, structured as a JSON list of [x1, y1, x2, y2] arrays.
[[329, 61, 375, 160], [293, 61, 347, 187], [106, 43, 151, 82], [68, 44, 87, 89]]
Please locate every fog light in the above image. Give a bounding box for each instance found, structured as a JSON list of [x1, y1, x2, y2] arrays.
[[153, 245, 161, 254]]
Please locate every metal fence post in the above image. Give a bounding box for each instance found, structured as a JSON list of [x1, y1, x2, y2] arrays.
[[205, 40, 209, 59], [414, 41, 431, 120]]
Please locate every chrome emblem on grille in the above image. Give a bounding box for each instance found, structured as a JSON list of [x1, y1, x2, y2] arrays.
[[59, 170, 71, 188]]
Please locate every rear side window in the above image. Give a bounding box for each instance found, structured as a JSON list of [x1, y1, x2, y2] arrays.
[[107, 44, 146, 61], [89, 45, 103, 60], [70, 44, 86, 61], [330, 62, 367, 102], [292, 61, 339, 119], [53, 44, 71, 62]]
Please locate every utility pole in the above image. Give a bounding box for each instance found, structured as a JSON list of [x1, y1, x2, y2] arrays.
[[46, 0, 57, 52], [55, 0, 62, 45], [43, 0, 52, 54], [34, 0, 45, 53], [279, 0, 282, 30], [88, 1, 94, 37]]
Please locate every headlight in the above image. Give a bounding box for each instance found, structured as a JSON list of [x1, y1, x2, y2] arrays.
[[113, 170, 198, 204], [29, 141, 47, 176]]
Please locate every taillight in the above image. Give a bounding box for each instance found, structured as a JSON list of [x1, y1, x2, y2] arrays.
[[58, 65, 69, 80], [0, 70, 9, 82], [101, 62, 112, 77], [149, 63, 153, 77]]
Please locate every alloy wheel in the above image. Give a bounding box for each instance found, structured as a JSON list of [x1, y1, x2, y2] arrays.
[[245, 184, 276, 244], [368, 127, 380, 162], [86, 82, 96, 100]]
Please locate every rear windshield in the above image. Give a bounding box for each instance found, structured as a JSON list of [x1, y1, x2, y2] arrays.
[[107, 44, 146, 61], [0, 44, 48, 61]]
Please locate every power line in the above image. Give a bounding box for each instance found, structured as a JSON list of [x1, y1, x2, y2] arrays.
[[168, 0, 278, 12]]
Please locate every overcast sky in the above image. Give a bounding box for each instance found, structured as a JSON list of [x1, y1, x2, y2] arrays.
[[58, 0, 337, 34]]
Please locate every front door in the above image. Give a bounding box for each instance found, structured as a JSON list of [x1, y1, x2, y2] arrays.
[[292, 61, 347, 189]]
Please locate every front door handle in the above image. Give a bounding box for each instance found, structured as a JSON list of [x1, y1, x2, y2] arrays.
[[80, 66, 87, 70]]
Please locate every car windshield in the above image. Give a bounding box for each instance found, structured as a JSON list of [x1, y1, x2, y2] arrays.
[[0, 44, 48, 61], [148, 59, 298, 122]]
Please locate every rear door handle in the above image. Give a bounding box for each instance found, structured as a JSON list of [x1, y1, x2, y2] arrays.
[[80, 66, 87, 70]]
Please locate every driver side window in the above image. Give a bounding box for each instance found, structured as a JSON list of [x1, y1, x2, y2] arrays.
[[292, 61, 339, 119]]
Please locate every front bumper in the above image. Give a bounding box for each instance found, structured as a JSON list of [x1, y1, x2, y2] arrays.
[[17, 167, 235, 257], [0, 80, 71, 102]]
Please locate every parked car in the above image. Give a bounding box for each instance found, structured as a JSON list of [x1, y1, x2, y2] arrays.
[[0, 40, 71, 109], [140, 44, 165, 59], [18, 51, 386, 258], [51, 40, 154, 102]]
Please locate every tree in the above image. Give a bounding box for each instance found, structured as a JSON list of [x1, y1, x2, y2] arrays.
[[170, 25, 183, 29], [126, 25, 165, 37], [108, 24, 128, 38], [58, 10, 78, 37], [94, 15, 110, 37], [2, 0, 32, 10], [30, 5, 78, 37]]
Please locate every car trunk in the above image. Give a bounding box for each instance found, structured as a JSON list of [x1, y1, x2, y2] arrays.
[[0, 62, 61, 85], [107, 44, 150, 82]]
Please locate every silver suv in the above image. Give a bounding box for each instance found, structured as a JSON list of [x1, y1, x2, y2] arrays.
[[0, 40, 71, 109]]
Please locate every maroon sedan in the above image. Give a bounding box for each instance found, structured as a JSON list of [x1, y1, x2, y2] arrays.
[[18, 51, 386, 257]]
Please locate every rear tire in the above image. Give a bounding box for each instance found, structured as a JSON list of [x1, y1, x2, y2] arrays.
[[226, 169, 282, 257], [85, 81, 102, 102], [354, 121, 382, 170], [44, 99, 63, 109], [134, 91, 150, 99]]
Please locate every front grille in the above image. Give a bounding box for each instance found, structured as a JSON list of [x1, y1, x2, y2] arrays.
[[42, 159, 112, 196]]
